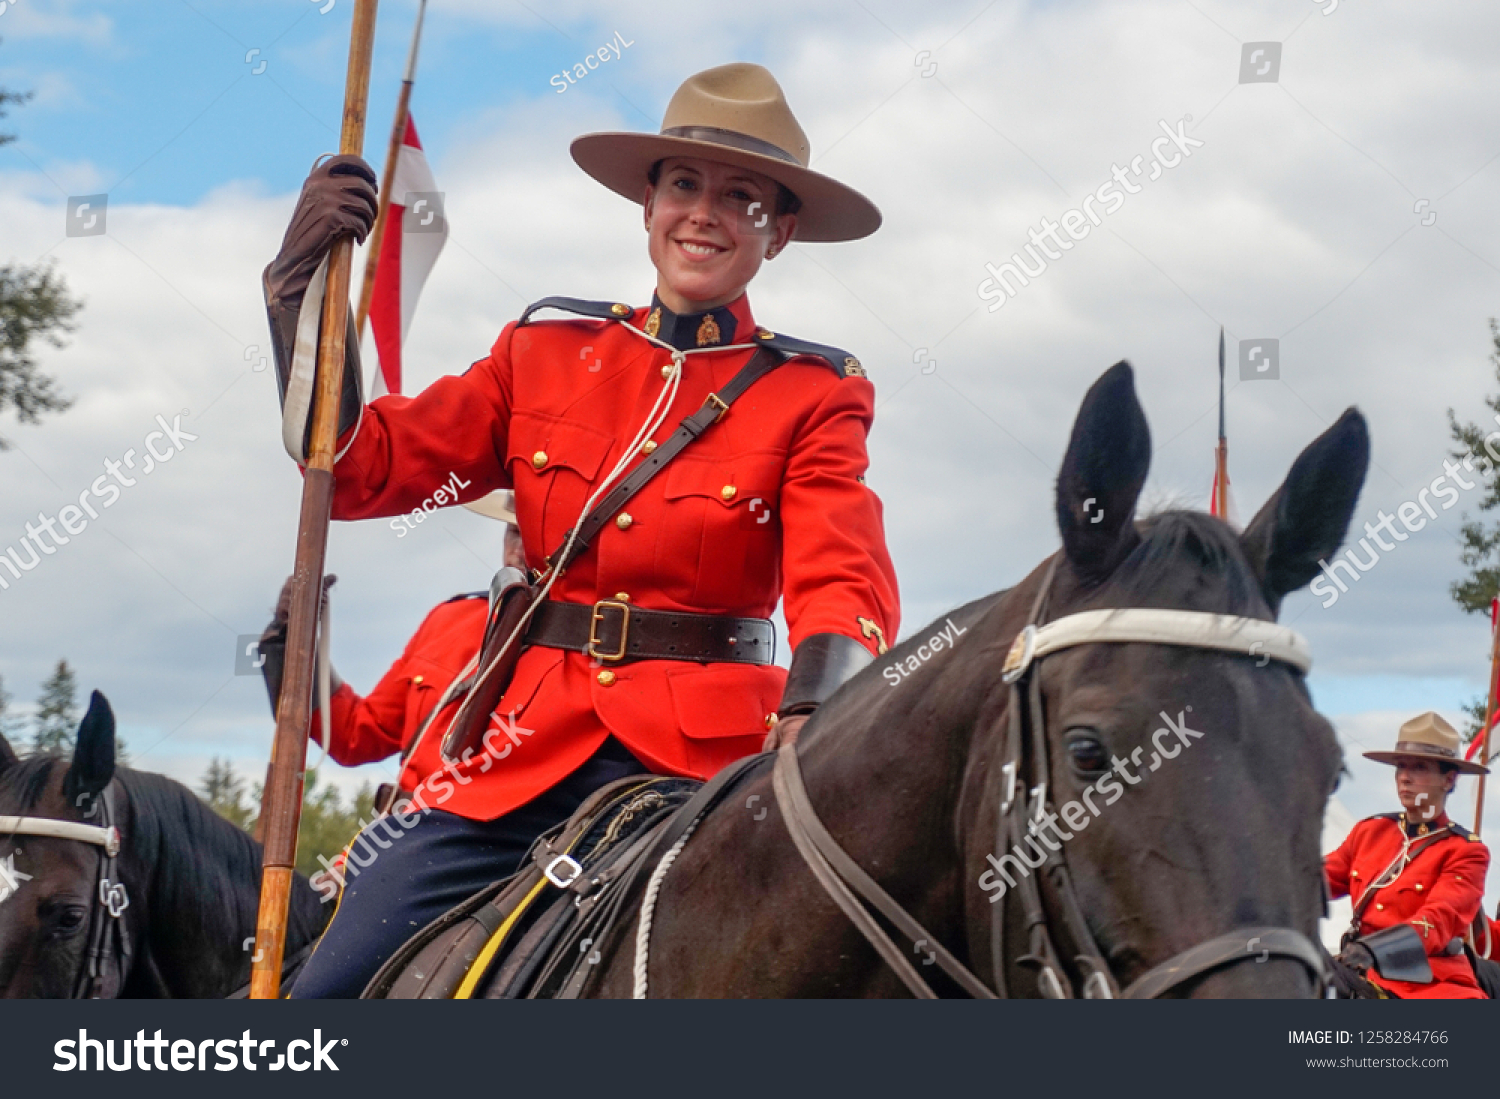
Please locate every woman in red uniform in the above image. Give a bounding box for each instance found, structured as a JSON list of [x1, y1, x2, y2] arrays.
[[1325, 712, 1490, 999], [262, 63, 900, 996]]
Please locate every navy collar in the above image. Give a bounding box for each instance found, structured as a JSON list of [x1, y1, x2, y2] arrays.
[[640, 294, 747, 351]]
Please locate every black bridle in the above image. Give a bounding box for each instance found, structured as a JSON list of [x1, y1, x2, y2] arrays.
[[0, 782, 134, 998], [773, 556, 1328, 999], [989, 558, 1325, 998]]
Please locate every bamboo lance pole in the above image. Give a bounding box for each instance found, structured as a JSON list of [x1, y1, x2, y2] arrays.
[[250, 0, 379, 1000], [353, 0, 428, 339]]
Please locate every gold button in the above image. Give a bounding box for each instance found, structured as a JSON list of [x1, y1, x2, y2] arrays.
[[721, 485, 737, 501], [1414, 883, 1423, 891], [614, 592, 630, 603], [597, 670, 616, 686], [610, 303, 630, 316], [616, 513, 633, 530], [1376, 903, 1384, 910], [661, 364, 675, 379], [757, 328, 774, 340], [642, 440, 657, 454], [765, 712, 778, 730], [413, 675, 424, 685], [532, 450, 548, 470]]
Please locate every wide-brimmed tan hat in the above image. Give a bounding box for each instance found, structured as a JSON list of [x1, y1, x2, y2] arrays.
[[1364, 711, 1489, 775], [462, 489, 516, 525], [570, 62, 881, 243]]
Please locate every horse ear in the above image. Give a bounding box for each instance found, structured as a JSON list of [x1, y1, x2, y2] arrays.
[[1056, 361, 1151, 583], [63, 691, 116, 810], [1240, 408, 1370, 616]]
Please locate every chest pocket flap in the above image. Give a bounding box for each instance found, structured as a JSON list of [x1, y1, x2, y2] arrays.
[[663, 451, 784, 508], [508, 410, 614, 482]]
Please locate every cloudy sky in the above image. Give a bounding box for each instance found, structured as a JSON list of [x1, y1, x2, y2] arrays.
[[1, 0, 1498, 907]]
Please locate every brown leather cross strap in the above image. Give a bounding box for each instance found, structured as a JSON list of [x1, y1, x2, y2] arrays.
[[543, 346, 785, 576], [772, 744, 997, 999], [526, 599, 774, 665]]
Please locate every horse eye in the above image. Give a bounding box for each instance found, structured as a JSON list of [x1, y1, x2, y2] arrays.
[[1065, 731, 1110, 777], [50, 908, 88, 936]]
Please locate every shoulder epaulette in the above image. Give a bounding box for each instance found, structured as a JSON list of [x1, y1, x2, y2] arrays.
[[751, 328, 865, 379], [519, 296, 635, 326], [443, 591, 488, 604], [1371, 812, 1403, 822], [1450, 822, 1477, 841]]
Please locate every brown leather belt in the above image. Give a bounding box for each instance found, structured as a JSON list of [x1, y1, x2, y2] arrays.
[[526, 599, 774, 666]]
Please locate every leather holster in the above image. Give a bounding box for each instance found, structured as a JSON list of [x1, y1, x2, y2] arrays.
[[440, 568, 535, 762]]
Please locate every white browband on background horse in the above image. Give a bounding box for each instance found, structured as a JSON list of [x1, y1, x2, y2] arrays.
[[0, 816, 121, 857], [1002, 609, 1313, 684]]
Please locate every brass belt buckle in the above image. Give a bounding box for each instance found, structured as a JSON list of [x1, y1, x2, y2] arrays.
[[703, 392, 729, 423], [587, 599, 631, 662]]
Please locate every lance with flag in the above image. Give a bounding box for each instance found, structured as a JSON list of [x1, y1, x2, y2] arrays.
[[250, 0, 379, 999], [1210, 325, 1233, 524]]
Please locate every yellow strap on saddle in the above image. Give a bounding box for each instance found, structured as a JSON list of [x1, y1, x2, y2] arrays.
[[453, 877, 551, 1000]]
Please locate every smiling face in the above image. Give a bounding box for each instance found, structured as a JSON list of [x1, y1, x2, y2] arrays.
[[643, 156, 797, 314], [1394, 757, 1456, 822]]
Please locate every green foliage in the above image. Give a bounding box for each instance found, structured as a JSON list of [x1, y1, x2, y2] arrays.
[[286, 771, 377, 879], [0, 672, 21, 743], [0, 262, 79, 447], [0, 84, 79, 448], [32, 659, 77, 754], [198, 760, 376, 879], [199, 756, 254, 831], [1448, 320, 1500, 617]]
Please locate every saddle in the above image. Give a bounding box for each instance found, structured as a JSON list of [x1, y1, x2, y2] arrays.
[[363, 753, 769, 1000], [362, 775, 696, 999]]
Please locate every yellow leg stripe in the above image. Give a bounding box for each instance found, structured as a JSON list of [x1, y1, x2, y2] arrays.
[[452, 877, 551, 1000]]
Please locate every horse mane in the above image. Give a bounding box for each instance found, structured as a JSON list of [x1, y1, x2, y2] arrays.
[[0, 755, 325, 952]]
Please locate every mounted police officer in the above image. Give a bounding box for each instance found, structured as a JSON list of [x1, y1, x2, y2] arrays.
[[1324, 712, 1491, 999], [261, 62, 900, 997]]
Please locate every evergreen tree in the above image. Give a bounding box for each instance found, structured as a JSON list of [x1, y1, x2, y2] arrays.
[[0, 83, 79, 448], [199, 757, 253, 831], [0, 672, 22, 743], [32, 659, 77, 754], [1446, 318, 1500, 741]]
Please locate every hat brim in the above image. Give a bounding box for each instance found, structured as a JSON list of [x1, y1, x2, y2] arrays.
[[462, 490, 516, 525], [570, 132, 882, 243], [1363, 748, 1489, 776]]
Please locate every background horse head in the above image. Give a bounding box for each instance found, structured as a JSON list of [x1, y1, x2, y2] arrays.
[[0, 691, 328, 997], [588, 361, 1367, 998]]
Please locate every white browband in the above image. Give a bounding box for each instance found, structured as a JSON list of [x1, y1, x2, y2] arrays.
[[1002, 608, 1312, 684], [0, 816, 121, 857]]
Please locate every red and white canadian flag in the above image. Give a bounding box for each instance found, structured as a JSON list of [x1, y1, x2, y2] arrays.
[[366, 116, 447, 397]]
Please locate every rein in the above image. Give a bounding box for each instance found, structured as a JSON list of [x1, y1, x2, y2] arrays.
[[773, 555, 1328, 999], [0, 783, 133, 998]]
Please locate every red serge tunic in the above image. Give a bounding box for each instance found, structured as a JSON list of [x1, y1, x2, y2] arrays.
[[328, 295, 900, 821], [307, 595, 486, 768], [1324, 813, 1490, 999]]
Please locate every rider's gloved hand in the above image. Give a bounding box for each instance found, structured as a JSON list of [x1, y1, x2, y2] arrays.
[[263, 155, 378, 310], [1337, 941, 1375, 974]]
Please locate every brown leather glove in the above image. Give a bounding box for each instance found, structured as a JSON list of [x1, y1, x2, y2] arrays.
[[259, 574, 338, 716], [263, 155, 378, 310]]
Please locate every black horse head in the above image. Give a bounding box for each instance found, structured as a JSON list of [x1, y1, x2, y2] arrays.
[[0, 691, 328, 998], [964, 361, 1367, 996]]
